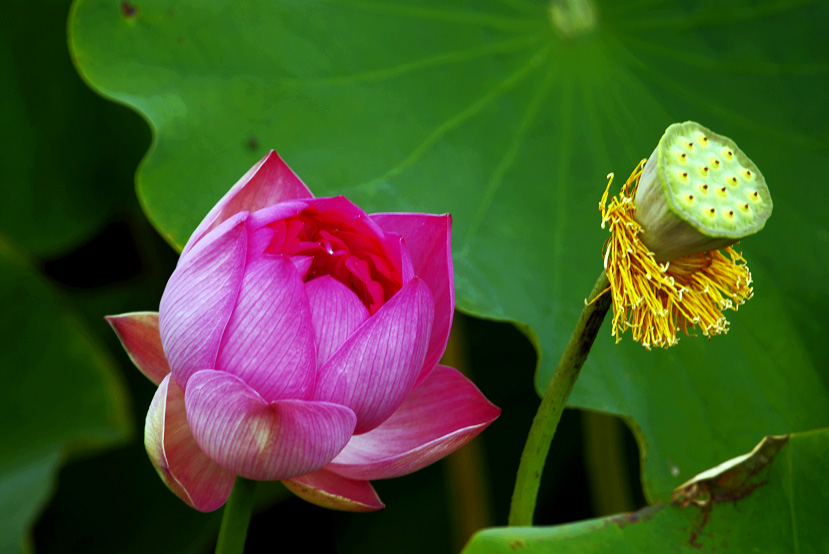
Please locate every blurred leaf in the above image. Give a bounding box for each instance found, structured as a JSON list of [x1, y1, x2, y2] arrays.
[[68, 0, 829, 502], [0, 452, 60, 554], [0, 0, 147, 257], [463, 428, 829, 553], [34, 446, 221, 554], [0, 238, 131, 553]]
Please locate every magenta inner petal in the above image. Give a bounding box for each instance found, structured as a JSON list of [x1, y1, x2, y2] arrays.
[[256, 199, 404, 314]]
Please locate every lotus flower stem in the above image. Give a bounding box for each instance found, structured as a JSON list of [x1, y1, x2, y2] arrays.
[[215, 477, 257, 554], [508, 270, 611, 526]]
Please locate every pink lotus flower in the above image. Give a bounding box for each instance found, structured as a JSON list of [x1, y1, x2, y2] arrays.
[[107, 151, 500, 512]]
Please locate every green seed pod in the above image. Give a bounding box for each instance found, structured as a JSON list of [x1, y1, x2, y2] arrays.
[[633, 121, 773, 261]]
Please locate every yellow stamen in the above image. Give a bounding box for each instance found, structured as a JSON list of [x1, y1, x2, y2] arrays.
[[599, 160, 753, 349]]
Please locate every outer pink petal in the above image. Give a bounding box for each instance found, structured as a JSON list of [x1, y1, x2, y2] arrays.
[[183, 151, 313, 255], [370, 213, 454, 383], [185, 370, 356, 481], [159, 213, 248, 390], [216, 255, 316, 401], [315, 278, 434, 434], [105, 312, 170, 385], [282, 468, 384, 512], [145, 375, 236, 512], [327, 365, 500, 481], [306, 276, 369, 367]]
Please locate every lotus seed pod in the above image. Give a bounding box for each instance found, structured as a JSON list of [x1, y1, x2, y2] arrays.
[[633, 121, 772, 261]]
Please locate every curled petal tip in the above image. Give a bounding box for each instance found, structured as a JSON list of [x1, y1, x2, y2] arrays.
[[106, 311, 170, 385]]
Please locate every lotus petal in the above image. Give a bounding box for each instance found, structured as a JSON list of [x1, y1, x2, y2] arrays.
[[159, 213, 248, 389], [185, 370, 356, 481], [371, 213, 453, 382], [283, 468, 383, 512], [306, 276, 369, 367], [105, 311, 169, 385], [328, 366, 500, 480], [145, 375, 236, 512], [216, 255, 315, 401], [315, 278, 434, 434], [183, 151, 313, 254]]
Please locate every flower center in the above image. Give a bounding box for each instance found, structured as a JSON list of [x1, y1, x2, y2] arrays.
[[265, 206, 402, 314]]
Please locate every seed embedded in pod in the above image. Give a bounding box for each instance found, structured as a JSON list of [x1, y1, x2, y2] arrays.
[[631, 121, 773, 261]]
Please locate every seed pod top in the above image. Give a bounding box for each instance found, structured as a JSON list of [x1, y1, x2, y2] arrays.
[[633, 121, 773, 261]]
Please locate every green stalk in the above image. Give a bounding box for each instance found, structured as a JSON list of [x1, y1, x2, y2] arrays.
[[508, 270, 612, 526], [215, 477, 257, 554]]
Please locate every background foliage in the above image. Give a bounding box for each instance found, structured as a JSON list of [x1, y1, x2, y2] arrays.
[[2, 0, 827, 552]]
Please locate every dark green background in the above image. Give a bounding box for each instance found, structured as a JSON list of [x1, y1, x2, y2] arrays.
[[2, 0, 827, 552]]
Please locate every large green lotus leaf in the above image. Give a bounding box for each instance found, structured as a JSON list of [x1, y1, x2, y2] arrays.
[[0, 0, 147, 257], [464, 429, 829, 553], [69, 0, 829, 501], [0, 239, 130, 553]]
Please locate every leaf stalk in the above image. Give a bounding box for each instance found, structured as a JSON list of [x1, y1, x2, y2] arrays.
[[508, 270, 611, 526]]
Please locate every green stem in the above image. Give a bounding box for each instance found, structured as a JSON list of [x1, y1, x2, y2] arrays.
[[215, 477, 257, 554], [508, 270, 612, 526]]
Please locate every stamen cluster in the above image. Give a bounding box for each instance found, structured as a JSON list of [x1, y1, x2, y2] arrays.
[[599, 161, 753, 349]]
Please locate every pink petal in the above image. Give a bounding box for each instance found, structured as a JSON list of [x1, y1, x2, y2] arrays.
[[370, 213, 454, 383], [183, 151, 313, 255], [105, 311, 170, 385], [185, 370, 356, 481], [145, 375, 236, 512], [159, 213, 248, 390], [306, 276, 369, 367], [246, 200, 308, 232], [385, 232, 415, 284], [282, 468, 384, 512], [303, 196, 401, 271], [315, 278, 434, 434], [327, 365, 500, 481], [216, 255, 316, 401]]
